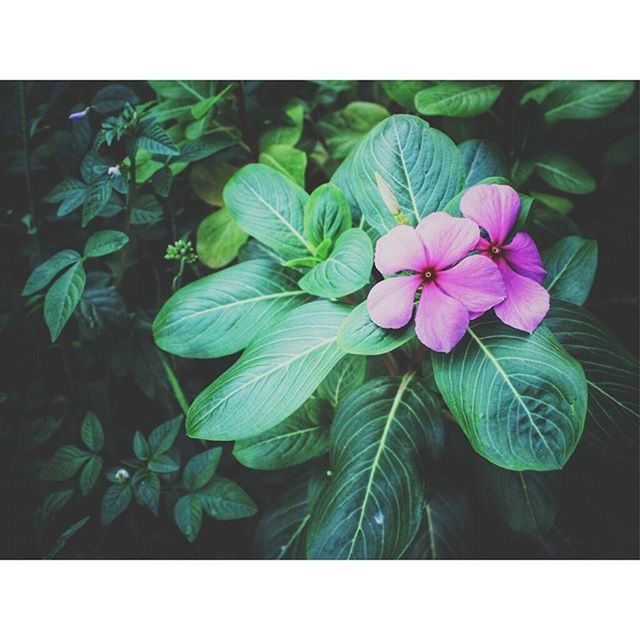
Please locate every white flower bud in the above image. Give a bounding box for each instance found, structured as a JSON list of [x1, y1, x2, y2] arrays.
[[115, 468, 129, 482], [375, 172, 401, 215], [107, 165, 121, 178]]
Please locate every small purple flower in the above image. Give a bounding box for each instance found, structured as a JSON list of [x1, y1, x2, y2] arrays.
[[68, 106, 90, 121], [460, 184, 549, 333]]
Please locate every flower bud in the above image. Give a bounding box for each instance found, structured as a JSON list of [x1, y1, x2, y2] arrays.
[[68, 106, 90, 121], [115, 468, 129, 483], [375, 171, 401, 215]]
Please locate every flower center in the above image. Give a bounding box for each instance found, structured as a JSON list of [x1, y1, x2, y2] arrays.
[[423, 269, 436, 282], [489, 244, 502, 258]]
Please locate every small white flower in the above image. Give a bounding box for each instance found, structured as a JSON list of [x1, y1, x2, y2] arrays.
[[107, 165, 121, 178], [115, 468, 129, 482]]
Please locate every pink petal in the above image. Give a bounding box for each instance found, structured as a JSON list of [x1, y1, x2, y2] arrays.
[[367, 275, 423, 329], [460, 184, 520, 245], [436, 254, 505, 313], [414, 282, 469, 353], [502, 232, 546, 284], [374, 225, 428, 275], [476, 236, 491, 253], [494, 259, 550, 333], [416, 212, 479, 270]]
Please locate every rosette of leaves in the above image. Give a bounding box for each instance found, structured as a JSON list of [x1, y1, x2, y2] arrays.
[[152, 113, 637, 559]]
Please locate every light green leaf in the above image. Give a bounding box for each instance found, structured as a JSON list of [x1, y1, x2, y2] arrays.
[[196, 207, 249, 269], [543, 301, 639, 457], [459, 139, 508, 187], [534, 153, 596, 194], [317, 354, 366, 408], [153, 259, 307, 359], [197, 477, 257, 520], [190, 161, 237, 206], [337, 301, 415, 355], [298, 228, 373, 299], [80, 411, 104, 453], [83, 230, 129, 258], [224, 164, 313, 258], [100, 483, 132, 525], [303, 183, 351, 247], [259, 101, 305, 151], [233, 400, 331, 470], [43, 261, 86, 341], [22, 250, 81, 296], [260, 145, 307, 187], [336, 115, 465, 233], [541, 81, 635, 123], [543, 236, 598, 305], [307, 375, 445, 559], [174, 494, 203, 542], [415, 82, 502, 117], [380, 81, 433, 111], [530, 191, 574, 215], [187, 300, 350, 440], [183, 447, 222, 491], [79, 455, 103, 496], [433, 318, 588, 471]]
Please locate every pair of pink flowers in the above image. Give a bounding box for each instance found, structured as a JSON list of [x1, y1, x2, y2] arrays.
[[367, 184, 550, 353]]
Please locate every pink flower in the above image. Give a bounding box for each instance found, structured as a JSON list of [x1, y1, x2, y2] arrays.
[[460, 184, 550, 333], [366, 212, 506, 352]]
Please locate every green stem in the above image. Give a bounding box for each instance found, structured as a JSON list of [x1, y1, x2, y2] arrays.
[[19, 81, 40, 255], [114, 148, 137, 288], [159, 352, 190, 415]]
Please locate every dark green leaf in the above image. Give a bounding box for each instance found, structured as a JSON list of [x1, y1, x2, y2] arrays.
[[80, 411, 104, 453], [148, 416, 182, 455], [174, 494, 203, 542], [22, 250, 81, 296], [41, 445, 92, 481], [132, 470, 160, 516], [148, 453, 180, 474], [43, 261, 86, 341], [183, 447, 222, 491], [534, 153, 596, 194], [83, 230, 129, 258], [100, 483, 132, 525], [47, 517, 90, 559], [459, 139, 508, 186], [197, 477, 257, 520], [133, 431, 151, 460], [317, 354, 366, 408], [79, 455, 103, 496]]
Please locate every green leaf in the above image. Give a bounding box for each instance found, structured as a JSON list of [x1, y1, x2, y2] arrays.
[[336, 115, 465, 233], [92, 83, 138, 114], [543, 236, 598, 305], [80, 411, 104, 453], [82, 179, 113, 226], [43, 261, 86, 341], [148, 453, 180, 474], [183, 447, 222, 491], [174, 494, 203, 542], [303, 184, 351, 247], [131, 193, 163, 225], [534, 153, 596, 194], [133, 431, 151, 460], [197, 477, 257, 520], [101, 483, 132, 525], [148, 416, 182, 455], [196, 207, 249, 269], [543, 301, 639, 456], [259, 145, 307, 187], [132, 470, 160, 516], [47, 516, 90, 559], [83, 230, 129, 259], [541, 81, 635, 123], [415, 82, 502, 117], [43, 177, 88, 218], [137, 121, 180, 156], [337, 301, 415, 355], [153, 259, 307, 359], [233, 401, 330, 470], [152, 165, 173, 198], [36, 489, 74, 536], [187, 300, 350, 440], [190, 161, 237, 206], [224, 164, 313, 259], [480, 465, 559, 535], [317, 354, 366, 408], [41, 445, 92, 481], [433, 317, 588, 471], [317, 101, 390, 160], [259, 101, 304, 151], [380, 81, 433, 111], [299, 228, 373, 299], [178, 134, 238, 163], [459, 139, 508, 187], [22, 250, 81, 296], [307, 375, 445, 559], [79, 455, 103, 496]]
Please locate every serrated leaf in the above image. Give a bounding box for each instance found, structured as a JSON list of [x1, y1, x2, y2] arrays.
[[337, 301, 415, 355], [187, 300, 350, 440], [153, 259, 307, 359], [299, 228, 373, 299], [101, 483, 132, 525], [80, 411, 104, 452], [433, 317, 588, 471], [459, 139, 509, 187], [307, 375, 445, 559], [534, 153, 596, 194], [183, 447, 222, 491], [197, 477, 257, 520], [22, 250, 81, 296], [415, 82, 502, 117], [148, 416, 182, 455], [79, 455, 103, 496], [196, 207, 248, 269], [41, 445, 92, 481], [174, 494, 203, 542], [43, 261, 86, 341], [543, 236, 598, 305]]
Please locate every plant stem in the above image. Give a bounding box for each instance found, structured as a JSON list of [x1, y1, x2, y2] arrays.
[[19, 81, 40, 255], [236, 81, 257, 161], [114, 149, 137, 288], [159, 352, 190, 415]]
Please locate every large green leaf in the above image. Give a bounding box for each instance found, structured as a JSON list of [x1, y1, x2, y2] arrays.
[[317, 354, 366, 408], [534, 153, 596, 194], [224, 164, 313, 259], [543, 236, 598, 305], [541, 81, 635, 123], [303, 184, 351, 247], [22, 250, 81, 296], [153, 259, 306, 359], [306, 375, 445, 559], [415, 82, 502, 117], [43, 261, 86, 341], [233, 399, 331, 470], [187, 300, 351, 440], [259, 101, 304, 151], [337, 301, 415, 355], [259, 145, 307, 187], [380, 81, 433, 111], [433, 318, 588, 471], [336, 115, 465, 233], [196, 207, 248, 269], [298, 228, 373, 299], [543, 301, 639, 456], [458, 139, 508, 187]]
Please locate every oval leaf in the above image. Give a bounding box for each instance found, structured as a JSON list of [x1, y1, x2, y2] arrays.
[[83, 230, 129, 258], [196, 207, 248, 269], [22, 250, 81, 296], [534, 153, 596, 194], [415, 82, 502, 117], [459, 139, 509, 187], [43, 261, 86, 341]]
